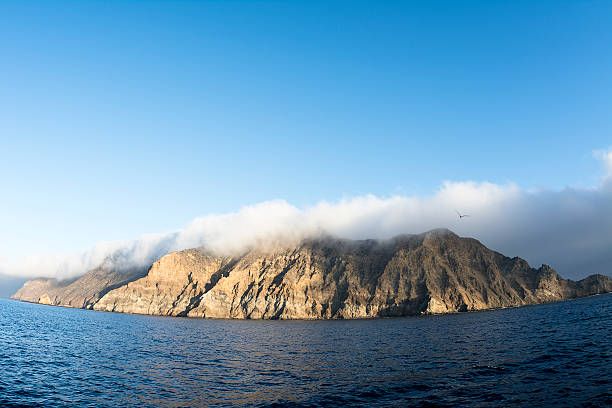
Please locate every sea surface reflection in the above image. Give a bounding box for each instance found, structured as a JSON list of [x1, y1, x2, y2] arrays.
[[1, 294, 611, 407]]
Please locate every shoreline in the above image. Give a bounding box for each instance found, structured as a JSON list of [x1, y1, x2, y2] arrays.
[[6, 291, 611, 322]]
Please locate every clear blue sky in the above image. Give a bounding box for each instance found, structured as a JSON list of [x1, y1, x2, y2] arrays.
[[1, 1, 611, 258]]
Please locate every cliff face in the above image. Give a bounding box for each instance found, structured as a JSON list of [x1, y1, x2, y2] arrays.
[[11, 261, 148, 309], [87, 229, 612, 319], [12, 229, 612, 318]]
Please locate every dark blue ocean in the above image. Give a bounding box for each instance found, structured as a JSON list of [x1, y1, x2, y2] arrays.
[[1, 294, 611, 407]]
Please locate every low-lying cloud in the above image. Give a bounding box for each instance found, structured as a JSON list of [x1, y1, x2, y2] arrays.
[[2, 150, 612, 282]]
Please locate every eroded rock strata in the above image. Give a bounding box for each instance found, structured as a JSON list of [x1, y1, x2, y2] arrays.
[[12, 260, 147, 309], [12, 229, 612, 318]]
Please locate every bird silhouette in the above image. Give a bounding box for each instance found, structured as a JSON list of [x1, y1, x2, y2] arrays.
[[455, 209, 470, 219]]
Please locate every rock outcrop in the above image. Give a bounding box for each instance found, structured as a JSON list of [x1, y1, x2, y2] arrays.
[[11, 260, 148, 309], [13, 229, 612, 318], [93, 229, 612, 318]]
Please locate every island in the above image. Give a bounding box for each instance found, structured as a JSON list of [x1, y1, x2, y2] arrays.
[[12, 229, 612, 319]]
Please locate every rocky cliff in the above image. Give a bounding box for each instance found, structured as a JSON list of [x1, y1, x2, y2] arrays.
[[11, 260, 147, 309], [13, 229, 612, 318]]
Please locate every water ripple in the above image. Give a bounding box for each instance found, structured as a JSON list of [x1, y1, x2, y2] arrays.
[[1, 294, 611, 407]]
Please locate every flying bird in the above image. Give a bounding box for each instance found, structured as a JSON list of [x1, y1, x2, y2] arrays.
[[455, 210, 470, 219]]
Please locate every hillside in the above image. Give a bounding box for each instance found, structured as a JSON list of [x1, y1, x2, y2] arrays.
[[13, 229, 612, 318]]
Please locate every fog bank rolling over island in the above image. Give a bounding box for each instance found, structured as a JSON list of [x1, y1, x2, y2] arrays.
[[1, 151, 611, 283]]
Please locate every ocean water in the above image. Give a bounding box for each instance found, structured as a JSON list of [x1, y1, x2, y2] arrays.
[[1, 295, 611, 408]]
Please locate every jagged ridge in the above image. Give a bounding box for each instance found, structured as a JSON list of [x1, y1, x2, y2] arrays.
[[13, 229, 612, 318], [12, 261, 148, 309]]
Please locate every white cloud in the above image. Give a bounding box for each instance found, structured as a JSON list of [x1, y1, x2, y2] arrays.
[[1, 152, 612, 281], [594, 148, 612, 182]]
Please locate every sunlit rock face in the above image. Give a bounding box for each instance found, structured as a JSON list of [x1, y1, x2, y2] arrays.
[[11, 263, 147, 309], [87, 229, 612, 319], [13, 229, 612, 318]]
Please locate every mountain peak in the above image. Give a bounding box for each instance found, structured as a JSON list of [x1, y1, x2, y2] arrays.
[[423, 228, 457, 237], [12, 230, 612, 318]]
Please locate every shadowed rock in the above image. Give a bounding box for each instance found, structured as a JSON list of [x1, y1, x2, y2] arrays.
[[11, 260, 148, 309], [13, 229, 612, 318]]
